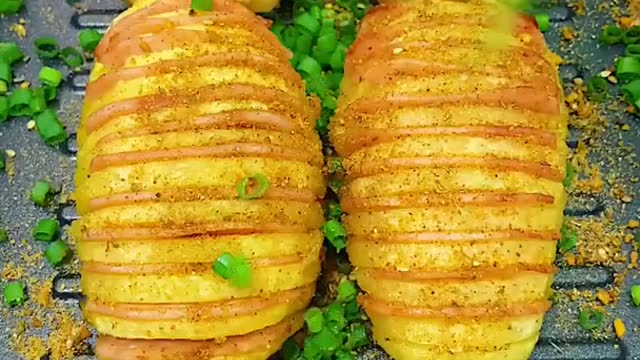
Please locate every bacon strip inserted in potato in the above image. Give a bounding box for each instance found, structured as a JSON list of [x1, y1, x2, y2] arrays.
[[73, 1, 324, 359], [331, 1, 568, 359]]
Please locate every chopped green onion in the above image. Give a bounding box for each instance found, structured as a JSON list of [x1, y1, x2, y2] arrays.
[[33, 218, 60, 242], [623, 26, 640, 45], [271, 22, 285, 39], [230, 256, 251, 287], [33, 37, 60, 59], [0, 63, 13, 84], [626, 44, 640, 60], [44, 240, 70, 266], [310, 328, 341, 353], [281, 338, 301, 360], [600, 25, 624, 45], [212, 252, 235, 280], [0, 42, 24, 65], [211, 253, 251, 287], [297, 56, 322, 80], [295, 12, 321, 35], [295, 31, 314, 55], [559, 223, 577, 253], [43, 86, 57, 102], [585, 76, 608, 102], [616, 56, 640, 81], [316, 108, 331, 137], [345, 323, 369, 349], [0, 228, 8, 242], [325, 72, 343, 91], [337, 279, 357, 302], [322, 219, 347, 251], [191, 0, 213, 11], [335, 350, 357, 360], [328, 176, 343, 194], [39, 67, 63, 87], [60, 47, 84, 69], [621, 79, 640, 102], [3, 281, 25, 307], [281, 27, 299, 50], [330, 44, 347, 71], [631, 285, 640, 307], [78, 29, 103, 52], [0, 0, 24, 15], [534, 13, 550, 32], [317, 32, 339, 54], [0, 96, 9, 122], [302, 335, 322, 360], [324, 302, 346, 331], [29, 88, 47, 114], [578, 308, 604, 331], [31, 180, 52, 206], [35, 109, 68, 146], [0, 81, 6, 95], [563, 161, 576, 187], [326, 200, 342, 219], [0, 152, 4, 171], [304, 307, 324, 333], [236, 173, 269, 200], [8, 88, 32, 117]]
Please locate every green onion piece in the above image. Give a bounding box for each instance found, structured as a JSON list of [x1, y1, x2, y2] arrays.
[[35, 109, 68, 146], [281, 338, 301, 360], [39, 66, 63, 87], [312, 47, 333, 67], [33, 218, 60, 242], [191, 0, 213, 11], [43, 86, 57, 102], [78, 29, 103, 52], [316, 108, 331, 137], [230, 256, 251, 287], [578, 308, 604, 331], [0, 43, 24, 65], [559, 224, 577, 253], [31, 180, 52, 206], [33, 37, 60, 59], [0, 228, 8, 242], [212, 252, 235, 279], [311, 328, 341, 353], [309, 6, 322, 21], [345, 323, 369, 349], [29, 88, 47, 115], [0, 96, 9, 122], [330, 44, 347, 71], [626, 44, 640, 59], [44, 240, 70, 266], [0, 62, 13, 84], [295, 31, 314, 55], [600, 25, 624, 45], [322, 219, 347, 251], [60, 47, 84, 69], [304, 307, 324, 333], [295, 12, 321, 35], [302, 335, 322, 360], [585, 76, 608, 102], [236, 173, 269, 200], [631, 285, 640, 307], [8, 88, 32, 117], [328, 176, 343, 194], [324, 302, 346, 331], [0, 152, 4, 171], [534, 13, 550, 32], [326, 200, 342, 219], [0, 81, 6, 95], [325, 71, 343, 91], [271, 22, 285, 39], [3, 281, 25, 307], [344, 299, 360, 321], [563, 161, 576, 187], [623, 26, 640, 45], [335, 350, 356, 360], [328, 157, 343, 173], [0, 0, 24, 15], [317, 31, 339, 54], [616, 56, 640, 81], [281, 27, 299, 50], [297, 56, 322, 80], [621, 78, 640, 102], [337, 279, 357, 302]]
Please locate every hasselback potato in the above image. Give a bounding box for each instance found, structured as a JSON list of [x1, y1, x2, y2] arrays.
[[72, 0, 324, 359], [331, 1, 567, 359]]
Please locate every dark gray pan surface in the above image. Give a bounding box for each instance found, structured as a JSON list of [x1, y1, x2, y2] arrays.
[[0, 0, 638, 359]]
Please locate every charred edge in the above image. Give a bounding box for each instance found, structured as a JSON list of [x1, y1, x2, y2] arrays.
[[51, 272, 84, 301], [70, 9, 123, 31]]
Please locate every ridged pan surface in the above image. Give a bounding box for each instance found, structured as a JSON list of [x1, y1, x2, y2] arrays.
[[0, 0, 638, 359]]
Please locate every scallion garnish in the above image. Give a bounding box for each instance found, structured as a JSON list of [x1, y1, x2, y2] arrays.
[[3, 281, 25, 307], [33, 37, 60, 59], [191, 0, 213, 11], [600, 25, 624, 45], [212, 252, 252, 287], [281, 338, 301, 360], [60, 47, 84, 69], [0, 42, 24, 65], [534, 13, 550, 32], [35, 109, 68, 146], [616, 56, 640, 82], [0, 63, 13, 85], [295, 12, 321, 35], [304, 307, 324, 333], [632, 285, 640, 307], [623, 26, 640, 45], [563, 161, 576, 187], [43, 85, 57, 102], [33, 218, 60, 242], [0, 0, 24, 15], [336, 279, 357, 302], [78, 29, 103, 52], [44, 240, 70, 266], [559, 223, 577, 253], [39, 66, 63, 87], [29, 88, 47, 115], [236, 173, 270, 200], [578, 308, 604, 331], [8, 88, 32, 117], [345, 323, 369, 349], [297, 56, 322, 80], [31, 180, 52, 206], [326, 200, 342, 219], [322, 219, 347, 251], [621, 79, 640, 102], [0, 96, 9, 122]]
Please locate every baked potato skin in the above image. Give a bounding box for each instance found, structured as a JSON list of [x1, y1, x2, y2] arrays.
[[73, 1, 323, 359], [330, 1, 567, 359]]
